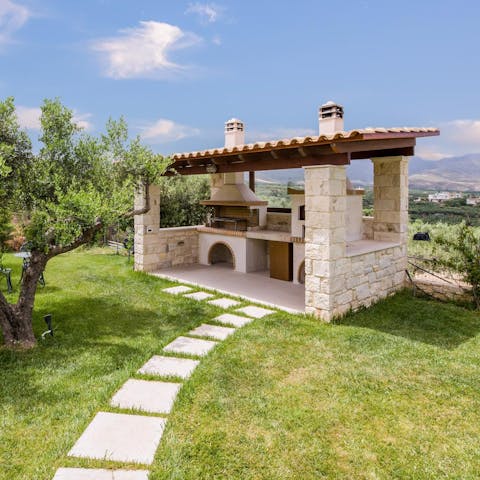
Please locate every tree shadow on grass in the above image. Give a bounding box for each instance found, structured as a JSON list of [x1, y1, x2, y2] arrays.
[[0, 294, 214, 414], [335, 291, 480, 350]]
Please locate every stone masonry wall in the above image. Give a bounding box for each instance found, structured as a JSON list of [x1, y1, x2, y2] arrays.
[[266, 212, 291, 232], [362, 216, 374, 240], [134, 226, 199, 272]]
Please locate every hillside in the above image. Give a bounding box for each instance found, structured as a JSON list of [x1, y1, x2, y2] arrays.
[[256, 153, 480, 191]]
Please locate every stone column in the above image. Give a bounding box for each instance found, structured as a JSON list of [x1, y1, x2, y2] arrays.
[[304, 165, 347, 321], [371, 156, 409, 245], [134, 183, 161, 272]]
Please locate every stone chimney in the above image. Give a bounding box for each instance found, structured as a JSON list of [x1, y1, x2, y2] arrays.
[[225, 118, 245, 148], [319, 101, 344, 135]]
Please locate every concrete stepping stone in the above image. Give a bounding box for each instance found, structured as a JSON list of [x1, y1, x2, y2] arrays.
[[53, 468, 149, 479], [184, 291, 214, 301], [214, 313, 253, 328], [163, 336, 217, 356], [68, 412, 165, 465], [236, 305, 275, 318], [110, 379, 181, 414], [208, 297, 240, 309], [189, 323, 236, 340], [162, 285, 192, 295], [138, 355, 199, 379]]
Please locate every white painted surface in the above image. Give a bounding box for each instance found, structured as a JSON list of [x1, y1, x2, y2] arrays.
[[199, 233, 269, 273], [68, 412, 165, 465], [214, 313, 253, 328], [208, 298, 240, 309], [236, 306, 275, 319], [138, 355, 199, 379], [290, 194, 305, 238], [53, 468, 149, 480], [163, 336, 218, 357], [189, 324, 236, 340], [162, 286, 192, 295], [110, 379, 181, 414]]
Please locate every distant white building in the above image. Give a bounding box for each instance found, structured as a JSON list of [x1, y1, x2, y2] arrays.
[[466, 197, 480, 206], [428, 191, 463, 203]]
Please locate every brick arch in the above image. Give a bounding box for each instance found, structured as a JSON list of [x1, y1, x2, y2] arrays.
[[208, 242, 236, 269], [298, 260, 305, 284]]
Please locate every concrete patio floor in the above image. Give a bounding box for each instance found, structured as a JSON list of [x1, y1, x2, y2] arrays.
[[152, 264, 305, 314]]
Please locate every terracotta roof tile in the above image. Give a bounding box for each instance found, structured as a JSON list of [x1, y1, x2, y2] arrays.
[[172, 127, 439, 160]]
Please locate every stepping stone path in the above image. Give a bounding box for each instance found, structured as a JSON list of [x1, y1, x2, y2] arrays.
[[110, 379, 181, 414], [208, 297, 241, 309], [215, 313, 254, 328], [53, 468, 149, 479], [162, 285, 192, 295], [189, 323, 236, 340], [138, 355, 199, 379], [236, 305, 275, 318], [68, 412, 165, 464], [184, 291, 214, 301], [163, 336, 218, 357], [54, 285, 275, 479]]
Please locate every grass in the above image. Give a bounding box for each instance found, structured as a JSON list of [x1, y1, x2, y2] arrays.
[[1, 249, 480, 479]]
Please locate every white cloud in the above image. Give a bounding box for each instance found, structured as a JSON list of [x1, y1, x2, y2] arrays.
[[16, 106, 93, 131], [91, 21, 201, 79], [140, 118, 200, 143], [185, 3, 224, 23], [0, 0, 30, 47], [416, 119, 480, 160], [212, 34, 221, 45], [248, 127, 317, 143]]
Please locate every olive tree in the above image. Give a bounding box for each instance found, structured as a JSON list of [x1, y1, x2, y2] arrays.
[[0, 97, 168, 348]]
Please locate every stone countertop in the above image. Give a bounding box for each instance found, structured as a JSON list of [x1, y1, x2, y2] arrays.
[[346, 239, 400, 257]]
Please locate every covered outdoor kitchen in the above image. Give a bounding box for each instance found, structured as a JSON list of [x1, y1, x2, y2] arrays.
[[134, 102, 439, 318]]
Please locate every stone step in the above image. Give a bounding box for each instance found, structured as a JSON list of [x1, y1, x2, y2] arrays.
[[138, 355, 199, 379], [236, 305, 275, 318], [110, 379, 181, 414], [208, 297, 241, 309], [214, 313, 253, 328], [188, 323, 236, 341], [183, 291, 214, 301], [162, 285, 192, 295], [68, 412, 165, 465], [163, 336, 218, 357]]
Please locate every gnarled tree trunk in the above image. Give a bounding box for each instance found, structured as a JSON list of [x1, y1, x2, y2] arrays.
[[0, 252, 47, 348]]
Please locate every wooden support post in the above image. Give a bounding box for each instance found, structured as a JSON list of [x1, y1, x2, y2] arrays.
[[249, 171, 255, 192]]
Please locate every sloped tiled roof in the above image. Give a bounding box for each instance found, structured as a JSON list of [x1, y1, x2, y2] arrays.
[[172, 127, 439, 160]]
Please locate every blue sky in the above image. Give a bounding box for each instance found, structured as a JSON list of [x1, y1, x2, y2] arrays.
[[1, 0, 479, 159]]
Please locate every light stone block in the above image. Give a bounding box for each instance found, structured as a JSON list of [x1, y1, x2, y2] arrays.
[[162, 285, 192, 295], [68, 412, 165, 465], [110, 379, 181, 414], [214, 313, 253, 328], [163, 336, 217, 356], [189, 323, 236, 340], [208, 298, 241, 309], [53, 468, 149, 480], [183, 291, 214, 301], [138, 355, 199, 379], [236, 305, 275, 318]]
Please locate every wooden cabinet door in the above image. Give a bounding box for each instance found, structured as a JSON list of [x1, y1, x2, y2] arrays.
[[269, 241, 293, 281]]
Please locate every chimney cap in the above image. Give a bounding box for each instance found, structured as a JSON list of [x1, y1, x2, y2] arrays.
[[225, 117, 243, 125]]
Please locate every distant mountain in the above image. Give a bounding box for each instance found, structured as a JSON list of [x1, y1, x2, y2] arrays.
[[256, 154, 480, 191]]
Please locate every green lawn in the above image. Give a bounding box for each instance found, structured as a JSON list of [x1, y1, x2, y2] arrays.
[[1, 249, 480, 479]]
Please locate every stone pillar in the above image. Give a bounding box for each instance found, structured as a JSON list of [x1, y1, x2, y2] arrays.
[[371, 156, 409, 245], [304, 165, 347, 321], [134, 183, 161, 272]]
